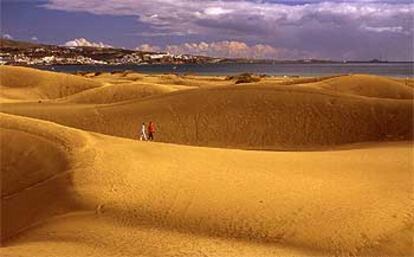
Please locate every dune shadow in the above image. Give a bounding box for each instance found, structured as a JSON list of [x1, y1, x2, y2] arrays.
[[0, 127, 86, 245]]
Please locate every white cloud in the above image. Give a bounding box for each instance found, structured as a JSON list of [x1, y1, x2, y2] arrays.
[[361, 25, 407, 34], [2, 34, 13, 40], [136, 44, 161, 52], [204, 7, 233, 16], [138, 41, 313, 59], [43, 0, 414, 35], [64, 38, 113, 48], [43, 0, 414, 60], [31, 36, 39, 41]]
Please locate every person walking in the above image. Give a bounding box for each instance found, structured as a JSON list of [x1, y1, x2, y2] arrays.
[[148, 121, 156, 141], [139, 122, 148, 141]]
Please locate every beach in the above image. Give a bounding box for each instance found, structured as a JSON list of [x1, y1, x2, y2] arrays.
[[1, 65, 413, 257]]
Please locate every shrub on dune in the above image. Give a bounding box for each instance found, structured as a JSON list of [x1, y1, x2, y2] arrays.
[[225, 73, 261, 84]]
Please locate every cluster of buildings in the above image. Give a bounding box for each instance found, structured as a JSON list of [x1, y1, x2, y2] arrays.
[[0, 45, 214, 66], [0, 52, 107, 65], [113, 52, 201, 65]]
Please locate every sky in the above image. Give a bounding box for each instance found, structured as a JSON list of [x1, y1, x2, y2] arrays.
[[1, 0, 413, 60]]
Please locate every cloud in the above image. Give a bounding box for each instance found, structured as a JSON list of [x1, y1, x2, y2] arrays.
[[2, 34, 13, 40], [138, 41, 313, 59], [31, 36, 39, 41], [64, 38, 113, 48], [204, 7, 233, 16], [136, 44, 161, 52], [361, 25, 407, 34], [43, 0, 414, 60], [42, 0, 414, 35]]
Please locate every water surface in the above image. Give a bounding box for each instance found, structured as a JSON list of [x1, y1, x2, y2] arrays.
[[35, 63, 414, 77]]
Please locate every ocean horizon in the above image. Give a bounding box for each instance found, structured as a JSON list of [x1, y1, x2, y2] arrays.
[[33, 62, 414, 77]]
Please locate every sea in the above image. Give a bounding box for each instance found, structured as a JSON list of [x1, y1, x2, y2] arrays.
[[34, 62, 414, 77]]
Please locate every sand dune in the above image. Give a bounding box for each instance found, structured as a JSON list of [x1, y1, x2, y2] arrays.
[[60, 82, 183, 104], [2, 81, 412, 149], [1, 113, 413, 257], [314, 74, 414, 99], [1, 115, 89, 242], [1, 67, 413, 256], [84, 72, 231, 88], [138, 73, 232, 88], [0, 66, 102, 102]]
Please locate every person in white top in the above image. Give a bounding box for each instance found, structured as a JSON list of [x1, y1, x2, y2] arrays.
[[139, 122, 148, 141]]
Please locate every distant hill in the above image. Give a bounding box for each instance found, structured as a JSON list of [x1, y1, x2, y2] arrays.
[[0, 39, 216, 65], [0, 39, 49, 49], [2, 38, 399, 65]]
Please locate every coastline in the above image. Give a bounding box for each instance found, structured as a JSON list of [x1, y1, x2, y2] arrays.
[[17, 62, 414, 77]]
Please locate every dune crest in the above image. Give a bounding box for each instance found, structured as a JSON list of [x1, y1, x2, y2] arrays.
[[2, 83, 412, 150], [60, 82, 189, 104], [0, 114, 94, 242], [314, 74, 414, 99], [1, 67, 413, 256], [1, 113, 413, 256], [0, 66, 102, 102]]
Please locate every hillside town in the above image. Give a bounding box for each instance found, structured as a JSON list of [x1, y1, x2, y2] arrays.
[[0, 39, 220, 66], [1, 39, 385, 66]]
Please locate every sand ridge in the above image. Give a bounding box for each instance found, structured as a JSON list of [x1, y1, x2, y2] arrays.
[[1, 113, 413, 256], [1, 78, 412, 149], [59, 81, 193, 104], [0, 113, 95, 242], [0, 66, 102, 102], [1, 66, 413, 256], [314, 74, 414, 99]]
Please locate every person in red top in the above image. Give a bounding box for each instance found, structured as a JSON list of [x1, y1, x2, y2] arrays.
[[147, 121, 156, 141]]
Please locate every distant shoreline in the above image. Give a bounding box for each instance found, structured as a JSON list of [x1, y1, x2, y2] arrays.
[[3, 60, 413, 67], [12, 62, 412, 77]]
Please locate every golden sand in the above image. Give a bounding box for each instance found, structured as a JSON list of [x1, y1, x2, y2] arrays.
[[1, 66, 413, 256]]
